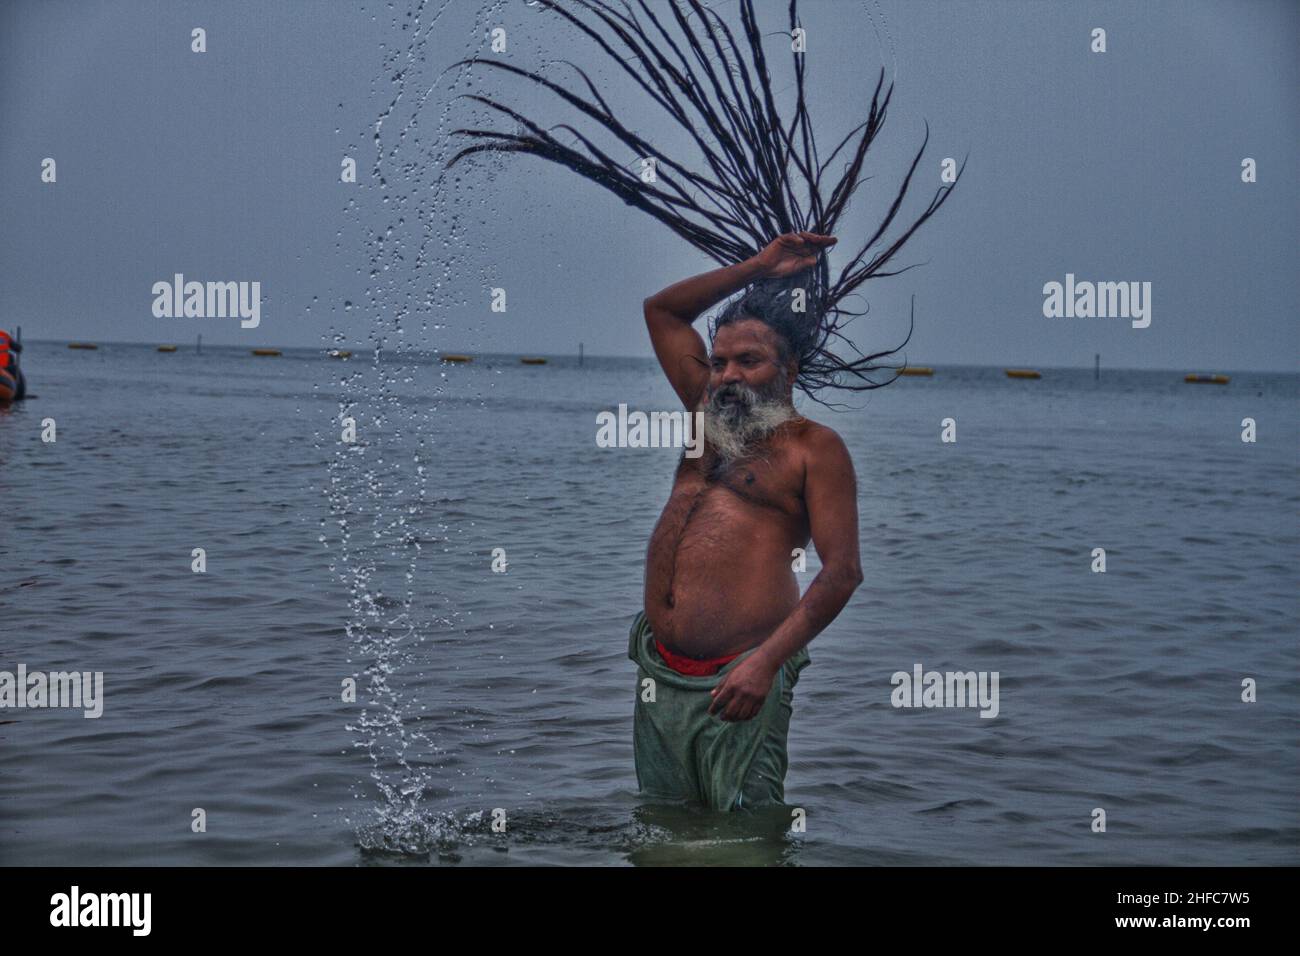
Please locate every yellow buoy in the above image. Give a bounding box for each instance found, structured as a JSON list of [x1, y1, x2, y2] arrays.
[[1184, 373, 1229, 385], [441, 354, 472, 363], [1005, 368, 1041, 379], [520, 357, 548, 365], [899, 366, 933, 376], [328, 349, 351, 359], [251, 348, 282, 357], [68, 342, 98, 350], [157, 345, 178, 352]]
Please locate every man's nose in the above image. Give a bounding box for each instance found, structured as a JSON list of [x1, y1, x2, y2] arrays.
[[720, 363, 743, 383]]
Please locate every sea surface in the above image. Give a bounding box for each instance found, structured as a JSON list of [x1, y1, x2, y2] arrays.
[[1, 340, 1296, 866]]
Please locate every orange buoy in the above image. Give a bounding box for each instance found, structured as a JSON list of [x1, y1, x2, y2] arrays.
[[157, 345, 178, 352], [251, 348, 282, 357], [440, 354, 472, 363], [1005, 368, 1041, 379], [520, 357, 547, 365], [0, 368, 14, 403], [899, 366, 933, 376], [68, 342, 98, 350], [1184, 373, 1229, 385]]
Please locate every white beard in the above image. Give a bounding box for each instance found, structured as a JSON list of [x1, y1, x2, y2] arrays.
[[701, 382, 796, 465]]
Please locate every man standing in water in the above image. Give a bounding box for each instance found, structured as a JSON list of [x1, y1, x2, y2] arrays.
[[450, 0, 957, 816], [630, 231, 864, 811]]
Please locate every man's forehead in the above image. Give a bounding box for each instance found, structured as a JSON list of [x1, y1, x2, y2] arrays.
[[713, 319, 779, 354]]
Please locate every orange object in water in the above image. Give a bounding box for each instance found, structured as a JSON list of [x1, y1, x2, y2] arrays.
[[0, 329, 24, 402]]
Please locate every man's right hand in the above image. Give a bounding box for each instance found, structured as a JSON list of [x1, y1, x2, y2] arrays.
[[755, 231, 837, 278]]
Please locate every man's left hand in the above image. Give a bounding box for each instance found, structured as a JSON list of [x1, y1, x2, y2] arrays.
[[708, 653, 777, 722]]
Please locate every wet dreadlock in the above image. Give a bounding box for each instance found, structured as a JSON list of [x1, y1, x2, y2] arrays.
[[447, 0, 963, 405]]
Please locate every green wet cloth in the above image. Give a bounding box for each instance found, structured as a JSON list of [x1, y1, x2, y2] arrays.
[[627, 610, 810, 811]]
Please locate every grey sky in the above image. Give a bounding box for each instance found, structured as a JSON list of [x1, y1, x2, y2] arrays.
[[2, 0, 1295, 370]]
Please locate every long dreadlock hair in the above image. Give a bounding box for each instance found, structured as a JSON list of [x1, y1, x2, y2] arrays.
[[447, 0, 963, 405]]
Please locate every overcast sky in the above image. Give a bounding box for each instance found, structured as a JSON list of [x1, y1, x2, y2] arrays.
[[2, 0, 1295, 370]]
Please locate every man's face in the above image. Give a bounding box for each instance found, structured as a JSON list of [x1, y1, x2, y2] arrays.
[[701, 319, 797, 465], [707, 319, 791, 408]]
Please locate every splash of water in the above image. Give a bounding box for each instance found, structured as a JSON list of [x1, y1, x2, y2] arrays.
[[318, 0, 509, 857]]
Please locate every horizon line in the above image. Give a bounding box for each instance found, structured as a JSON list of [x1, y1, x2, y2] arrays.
[[15, 337, 1296, 375]]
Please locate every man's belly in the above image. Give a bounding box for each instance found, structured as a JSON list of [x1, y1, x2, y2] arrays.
[[644, 493, 802, 658]]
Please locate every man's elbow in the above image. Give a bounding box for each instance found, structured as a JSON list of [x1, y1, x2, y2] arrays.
[[643, 296, 661, 327], [829, 562, 864, 592]]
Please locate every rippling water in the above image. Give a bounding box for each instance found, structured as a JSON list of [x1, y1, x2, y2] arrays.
[[1, 341, 1296, 865]]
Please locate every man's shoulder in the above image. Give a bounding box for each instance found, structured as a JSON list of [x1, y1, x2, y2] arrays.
[[785, 416, 849, 454], [765, 417, 850, 484]]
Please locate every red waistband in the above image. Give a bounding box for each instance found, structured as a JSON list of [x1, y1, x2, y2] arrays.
[[654, 638, 742, 677]]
